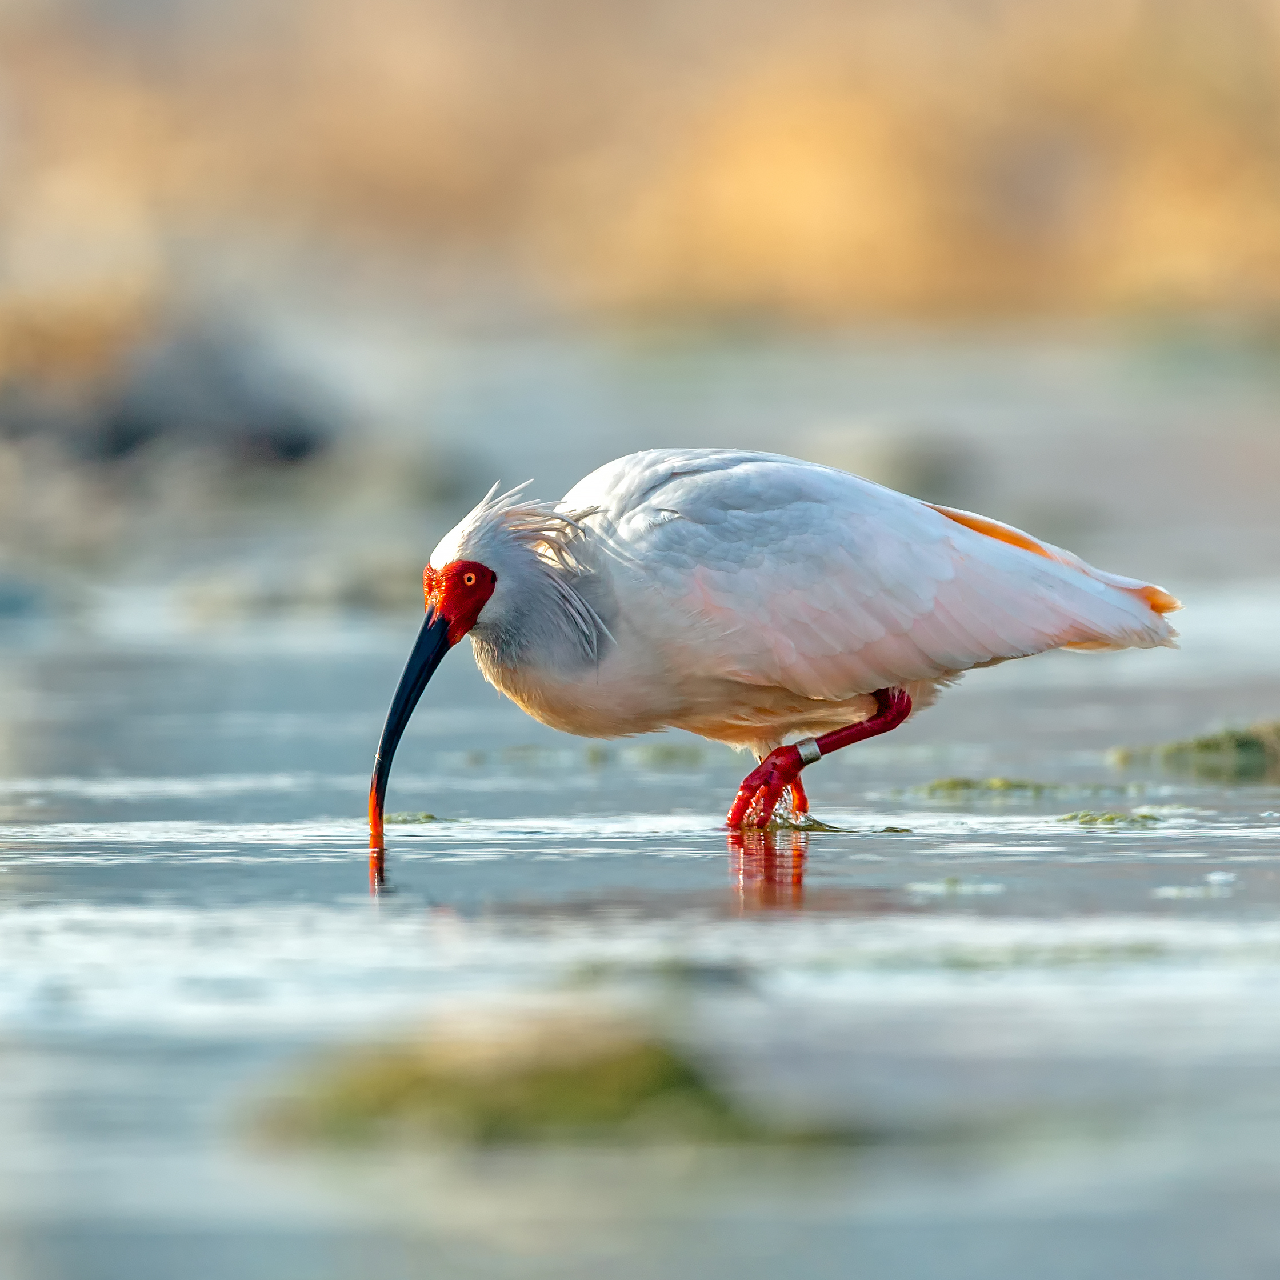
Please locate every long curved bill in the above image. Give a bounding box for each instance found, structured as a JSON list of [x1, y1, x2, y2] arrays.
[[368, 609, 452, 858]]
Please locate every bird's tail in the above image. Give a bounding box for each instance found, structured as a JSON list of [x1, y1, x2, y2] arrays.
[[927, 501, 1180, 649]]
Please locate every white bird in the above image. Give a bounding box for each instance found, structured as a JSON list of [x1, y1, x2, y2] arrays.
[[368, 448, 1179, 844]]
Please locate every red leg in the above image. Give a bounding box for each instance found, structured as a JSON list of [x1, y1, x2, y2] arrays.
[[726, 687, 912, 828], [811, 686, 912, 757]]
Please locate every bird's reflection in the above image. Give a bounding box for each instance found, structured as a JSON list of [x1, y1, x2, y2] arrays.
[[728, 827, 808, 912], [371, 824, 902, 917]]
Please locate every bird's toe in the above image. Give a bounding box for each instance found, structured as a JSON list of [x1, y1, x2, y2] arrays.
[[727, 744, 804, 828]]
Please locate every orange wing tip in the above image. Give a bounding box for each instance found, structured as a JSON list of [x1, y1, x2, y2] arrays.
[[929, 502, 1182, 618], [1136, 584, 1181, 615], [926, 504, 1053, 561]]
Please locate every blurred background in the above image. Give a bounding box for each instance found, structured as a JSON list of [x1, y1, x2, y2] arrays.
[[6, 3, 1280, 1279], [4, 0, 1280, 612]]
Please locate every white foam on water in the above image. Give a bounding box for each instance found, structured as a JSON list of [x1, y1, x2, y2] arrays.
[[0, 774, 349, 800], [0, 765, 706, 805], [2, 804, 1276, 866], [0, 819, 359, 855], [4, 899, 1280, 1053]]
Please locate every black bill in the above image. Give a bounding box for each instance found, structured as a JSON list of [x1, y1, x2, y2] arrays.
[[368, 608, 452, 842]]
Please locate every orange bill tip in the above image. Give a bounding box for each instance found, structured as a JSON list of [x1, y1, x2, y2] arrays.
[[368, 780, 385, 847]]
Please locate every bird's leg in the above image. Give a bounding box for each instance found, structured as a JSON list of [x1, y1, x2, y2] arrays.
[[726, 687, 912, 828]]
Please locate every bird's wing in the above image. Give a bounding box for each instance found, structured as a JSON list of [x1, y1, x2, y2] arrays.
[[562, 450, 1178, 700]]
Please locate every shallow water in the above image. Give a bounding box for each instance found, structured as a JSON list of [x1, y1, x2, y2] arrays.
[[3, 581, 1280, 1279]]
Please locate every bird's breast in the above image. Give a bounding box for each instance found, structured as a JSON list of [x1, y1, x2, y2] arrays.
[[471, 637, 884, 748], [473, 644, 680, 738]]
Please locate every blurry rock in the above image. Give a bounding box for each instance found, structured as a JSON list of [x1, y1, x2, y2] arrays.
[[798, 424, 977, 506], [0, 557, 88, 619], [0, 321, 333, 470], [1111, 723, 1280, 782], [0, 575, 44, 617], [81, 324, 333, 469], [181, 549, 426, 620], [259, 1007, 853, 1148], [0, 315, 360, 568]]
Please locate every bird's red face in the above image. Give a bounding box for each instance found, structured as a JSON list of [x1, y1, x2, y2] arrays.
[[424, 559, 498, 645], [368, 558, 498, 851]]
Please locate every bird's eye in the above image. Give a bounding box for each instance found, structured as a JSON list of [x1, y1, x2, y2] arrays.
[[463, 572, 476, 587]]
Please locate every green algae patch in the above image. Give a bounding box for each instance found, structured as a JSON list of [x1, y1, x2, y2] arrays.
[[923, 776, 1051, 796], [767, 813, 844, 832], [629, 741, 704, 768], [568, 959, 754, 993], [259, 1012, 856, 1149], [931, 940, 1166, 970], [1058, 811, 1160, 826], [906, 877, 1003, 897], [1110, 721, 1280, 782]]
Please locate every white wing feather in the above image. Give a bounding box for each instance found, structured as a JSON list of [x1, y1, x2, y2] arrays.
[[562, 449, 1177, 701]]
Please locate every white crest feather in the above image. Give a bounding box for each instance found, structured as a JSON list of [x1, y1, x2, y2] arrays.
[[433, 481, 611, 662]]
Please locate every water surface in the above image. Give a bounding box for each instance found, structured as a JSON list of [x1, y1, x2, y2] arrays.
[[3, 579, 1280, 1278]]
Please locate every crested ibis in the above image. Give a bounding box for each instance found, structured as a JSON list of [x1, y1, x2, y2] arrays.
[[368, 449, 1178, 853]]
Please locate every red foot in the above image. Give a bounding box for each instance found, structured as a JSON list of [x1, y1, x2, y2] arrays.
[[725, 687, 913, 829], [727, 745, 803, 828]]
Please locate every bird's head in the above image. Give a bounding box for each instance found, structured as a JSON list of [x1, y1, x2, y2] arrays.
[[423, 559, 498, 644], [367, 482, 601, 849], [365, 556, 497, 849]]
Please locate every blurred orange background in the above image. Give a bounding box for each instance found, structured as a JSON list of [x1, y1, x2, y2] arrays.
[[10, 0, 1280, 333], [5, 0, 1280, 599]]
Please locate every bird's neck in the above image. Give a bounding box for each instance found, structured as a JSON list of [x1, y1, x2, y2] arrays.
[[470, 561, 610, 676]]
